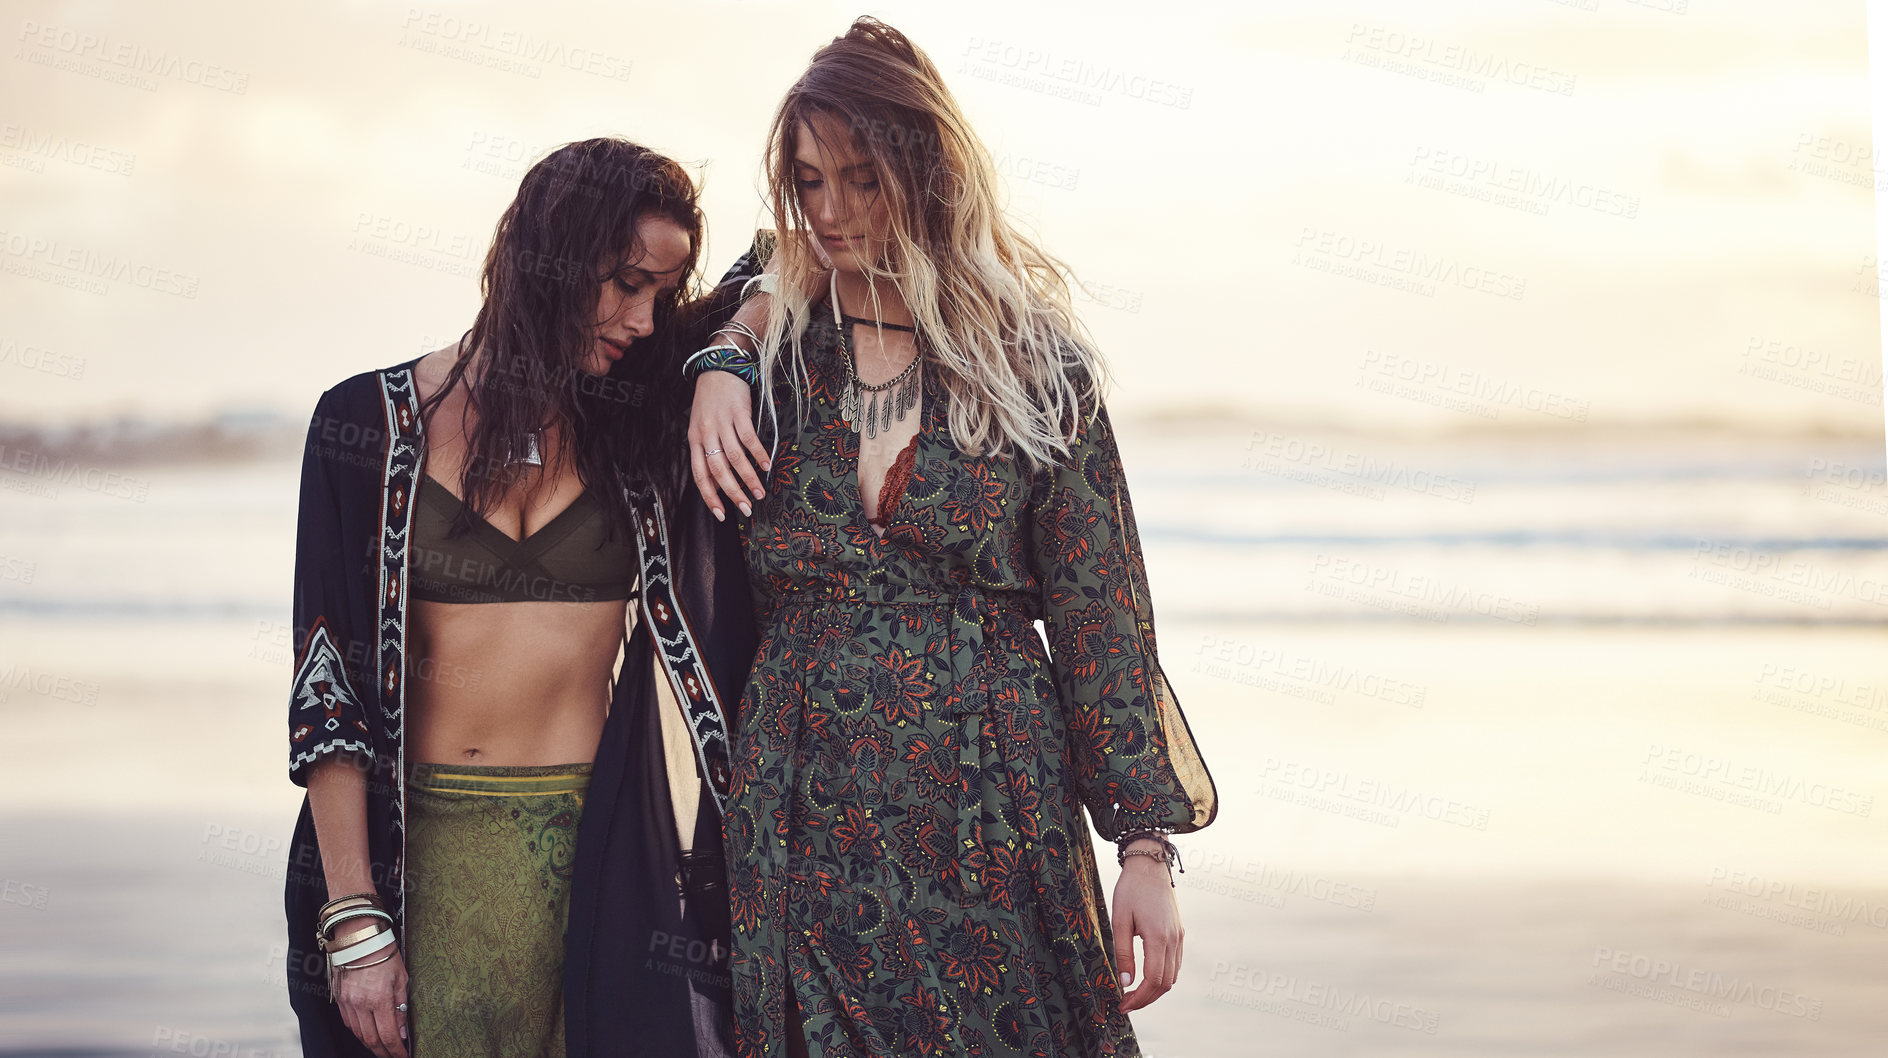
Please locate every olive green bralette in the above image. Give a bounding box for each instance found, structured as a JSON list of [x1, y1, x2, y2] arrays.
[[409, 473, 636, 604]]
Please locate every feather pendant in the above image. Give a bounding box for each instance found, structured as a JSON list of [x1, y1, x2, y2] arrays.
[[899, 374, 919, 419]]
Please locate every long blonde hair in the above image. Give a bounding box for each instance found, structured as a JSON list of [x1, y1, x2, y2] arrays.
[[758, 17, 1105, 466]]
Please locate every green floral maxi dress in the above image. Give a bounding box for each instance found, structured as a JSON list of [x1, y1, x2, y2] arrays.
[[724, 302, 1218, 1058]]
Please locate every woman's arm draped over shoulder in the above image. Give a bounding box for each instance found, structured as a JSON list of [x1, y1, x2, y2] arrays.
[[687, 230, 783, 517], [1029, 396, 1218, 842]]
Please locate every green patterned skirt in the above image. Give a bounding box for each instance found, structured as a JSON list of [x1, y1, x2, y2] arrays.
[[405, 762, 591, 1058]]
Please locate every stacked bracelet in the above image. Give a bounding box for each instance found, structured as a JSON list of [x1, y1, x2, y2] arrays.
[[685, 318, 764, 384], [316, 892, 398, 990], [316, 892, 380, 934]]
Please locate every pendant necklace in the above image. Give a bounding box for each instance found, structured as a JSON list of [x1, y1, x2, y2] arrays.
[[832, 269, 922, 439], [454, 357, 544, 468], [505, 429, 544, 468]]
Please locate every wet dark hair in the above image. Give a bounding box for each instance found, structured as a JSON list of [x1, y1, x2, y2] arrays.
[[421, 136, 702, 535]]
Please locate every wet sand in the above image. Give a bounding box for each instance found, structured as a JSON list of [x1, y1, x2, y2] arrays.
[[5, 814, 1885, 1057], [3, 615, 1885, 1056]]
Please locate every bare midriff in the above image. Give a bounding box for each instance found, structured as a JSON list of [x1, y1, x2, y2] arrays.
[[406, 597, 626, 765]]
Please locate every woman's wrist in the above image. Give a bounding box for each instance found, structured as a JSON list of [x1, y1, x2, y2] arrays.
[[687, 314, 760, 382], [684, 345, 760, 385], [1115, 828, 1183, 885], [1120, 850, 1168, 873]]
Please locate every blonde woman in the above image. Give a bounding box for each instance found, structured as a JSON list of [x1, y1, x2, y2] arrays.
[[688, 18, 1218, 1058]]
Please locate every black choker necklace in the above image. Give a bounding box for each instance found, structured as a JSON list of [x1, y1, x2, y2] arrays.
[[840, 312, 915, 333]]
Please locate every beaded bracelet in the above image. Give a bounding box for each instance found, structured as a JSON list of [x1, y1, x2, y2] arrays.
[[1116, 828, 1184, 886], [1120, 847, 1174, 883]]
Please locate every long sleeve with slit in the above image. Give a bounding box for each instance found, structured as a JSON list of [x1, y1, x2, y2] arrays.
[[1029, 399, 1216, 842]]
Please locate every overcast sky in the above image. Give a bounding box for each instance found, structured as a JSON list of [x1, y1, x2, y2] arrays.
[[0, 0, 1878, 434]]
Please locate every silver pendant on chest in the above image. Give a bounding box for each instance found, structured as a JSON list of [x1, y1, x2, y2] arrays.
[[840, 380, 860, 429], [506, 430, 543, 468], [848, 371, 920, 440]]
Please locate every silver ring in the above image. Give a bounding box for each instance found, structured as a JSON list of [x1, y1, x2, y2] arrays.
[[396, 1003, 408, 1012], [705, 448, 723, 456]]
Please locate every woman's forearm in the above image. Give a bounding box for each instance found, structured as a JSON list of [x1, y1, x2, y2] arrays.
[[713, 290, 773, 352], [306, 754, 379, 896]]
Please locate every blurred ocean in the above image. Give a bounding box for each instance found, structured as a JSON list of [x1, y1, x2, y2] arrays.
[[1, 420, 1884, 1056], [3, 0, 1884, 1052]]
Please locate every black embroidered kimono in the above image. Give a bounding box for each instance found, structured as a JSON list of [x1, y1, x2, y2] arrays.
[[282, 357, 754, 1058]]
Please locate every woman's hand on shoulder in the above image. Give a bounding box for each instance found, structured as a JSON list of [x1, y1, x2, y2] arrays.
[[689, 372, 766, 521], [686, 232, 834, 520]]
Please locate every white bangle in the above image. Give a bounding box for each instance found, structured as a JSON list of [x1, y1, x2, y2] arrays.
[[319, 906, 393, 946], [717, 319, 761, 347], [327, 925, 397, 968]]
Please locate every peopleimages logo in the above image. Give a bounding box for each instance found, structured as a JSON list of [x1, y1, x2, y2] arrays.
[[1406, 146, 1639, 218], [1244, 431, 1478, 504], [1294, 227, 1527, 301], [958, 37, 1194, 110], [1707, 867, 1888, 931], [397, 8, 635, 82], [1639, 742, 1874, 817], [14, 19, 250, 93], [0, 230, 199, 298], [1357, 350, 1590, 422], [1194, 634, 1428, 708], [1590, 947, 1822, 1020], [1343, 23, 1577, 96], [1207, 961, 1442, 1034], [0, 123, 136, 176], [1256, 756, 1493, 831]]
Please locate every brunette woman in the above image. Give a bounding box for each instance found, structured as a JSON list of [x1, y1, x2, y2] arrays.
[[689, 20, 1218, 1058], [285, 138, 751, 1058]]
